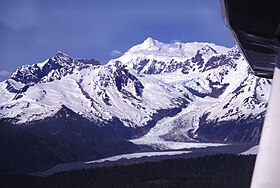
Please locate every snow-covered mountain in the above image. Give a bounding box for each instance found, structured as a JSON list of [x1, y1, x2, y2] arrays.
[[0, 38, 270, 145]]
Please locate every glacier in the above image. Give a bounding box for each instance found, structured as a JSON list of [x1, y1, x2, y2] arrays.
[[0, 38, 271, 144]]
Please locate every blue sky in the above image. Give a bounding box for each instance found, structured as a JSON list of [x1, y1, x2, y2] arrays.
[[0, 0, 235, 80]]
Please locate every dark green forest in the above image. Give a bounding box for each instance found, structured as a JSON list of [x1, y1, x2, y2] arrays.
[[0, 154, 256, 188]]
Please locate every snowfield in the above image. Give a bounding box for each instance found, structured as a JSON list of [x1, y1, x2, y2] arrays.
[[0, 37, 271, 144], [241, 145, 259, 155], [85, 150, 192, 164]]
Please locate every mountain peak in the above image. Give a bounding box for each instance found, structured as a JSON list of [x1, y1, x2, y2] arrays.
[[142, 37, 158, 48], [116, 39, 230, 66], [198, 45, 218, 55], [1, 40, 270, 147], [56, 51, 69, 56], [55, 51, 72, 62]]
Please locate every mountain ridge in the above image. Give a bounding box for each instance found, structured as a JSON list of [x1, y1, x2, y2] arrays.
[[0, 38, 270, 143], [0, 38, 270, 173]]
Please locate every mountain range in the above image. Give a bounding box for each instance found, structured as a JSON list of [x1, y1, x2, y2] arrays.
[[0, 38, 270, 173]]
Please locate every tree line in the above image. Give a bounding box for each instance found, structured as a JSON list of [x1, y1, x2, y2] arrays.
[[0, 154, 256, 188]]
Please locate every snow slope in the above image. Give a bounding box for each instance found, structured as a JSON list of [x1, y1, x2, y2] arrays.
[[85, 150, 192, 164], [0, 38, 271, 144], [241, 145, 259, 155]]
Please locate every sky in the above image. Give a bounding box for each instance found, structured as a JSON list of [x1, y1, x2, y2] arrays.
[[0, 0, 235, 81]]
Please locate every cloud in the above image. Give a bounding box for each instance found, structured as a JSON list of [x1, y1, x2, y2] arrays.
[[110, 49, 122, 57], [0, 70, 11, 76]]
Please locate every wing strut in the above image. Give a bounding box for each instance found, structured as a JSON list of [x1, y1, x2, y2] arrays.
[[220, 0, 280, 187]]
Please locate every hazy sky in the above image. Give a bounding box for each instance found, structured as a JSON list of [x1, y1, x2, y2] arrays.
[[0, 0, 235, 81]]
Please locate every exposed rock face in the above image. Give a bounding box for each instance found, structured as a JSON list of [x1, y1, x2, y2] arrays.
[[0, 38, 270, 146]]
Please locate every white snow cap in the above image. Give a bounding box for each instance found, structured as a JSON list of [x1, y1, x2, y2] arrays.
[[119, 37, 230, 61]]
